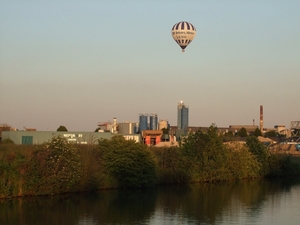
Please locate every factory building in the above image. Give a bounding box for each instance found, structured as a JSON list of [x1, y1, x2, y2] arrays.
[[2, 131, 112, 145], [141, 130, 163, 146], [118, 122, 139, 135], [97, 118, 117, 133], [117, 121, 140, 142]]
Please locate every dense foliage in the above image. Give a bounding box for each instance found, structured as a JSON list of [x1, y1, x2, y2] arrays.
[[1, 128, 300, 198], [180, 125, 260, 182], [1, 138, 14, 144], [97, 135, 158, 188], [264, 130, 278, 137], [246, 136, 269, 175], [151, 146, 190, 184], [237, 127, 248, 137], [253, 128, 263, 137], [27, 136, 81, 195], [57, 125, 68, 131]]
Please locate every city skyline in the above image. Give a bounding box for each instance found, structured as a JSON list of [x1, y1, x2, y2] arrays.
[[3, 102, 294, 132], [1, 1, 299, 131]]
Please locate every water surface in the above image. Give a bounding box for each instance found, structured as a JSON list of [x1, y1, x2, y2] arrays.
[[1, 178, 300, 225]]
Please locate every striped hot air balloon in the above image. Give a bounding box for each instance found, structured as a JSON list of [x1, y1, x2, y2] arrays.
[[171, 21, 196, 52]]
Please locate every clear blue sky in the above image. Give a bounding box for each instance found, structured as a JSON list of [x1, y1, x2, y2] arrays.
[[1, 1, 299, 131]]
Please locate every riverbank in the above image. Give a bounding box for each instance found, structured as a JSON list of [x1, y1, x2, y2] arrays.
[[1, 127, 300, 198]]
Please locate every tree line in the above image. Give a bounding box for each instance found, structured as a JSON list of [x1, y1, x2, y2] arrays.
[[1, 125, 299, 198]]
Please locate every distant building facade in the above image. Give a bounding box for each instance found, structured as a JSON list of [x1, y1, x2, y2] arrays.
[[177, 101, 189, 132], [158, 120, 169, 130], [2, 131, 112, 145], [118, 122, 139, 135], [141, 130, 163, 146]]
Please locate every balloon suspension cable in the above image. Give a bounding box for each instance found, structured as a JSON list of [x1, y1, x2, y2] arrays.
[[182, 49, 185, 53]]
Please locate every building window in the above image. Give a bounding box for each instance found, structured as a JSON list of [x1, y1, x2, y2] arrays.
[[22, 136, 33, 144]]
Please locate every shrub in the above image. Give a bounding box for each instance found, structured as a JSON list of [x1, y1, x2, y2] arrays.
[[246, 136, 268, 176], [181, 125, 231, 182], [226, 143, 261, 179], [27, 136, 81, 195], [151, 146, 190, 184], [98, 135, 158, 188], [1, 138, 14, 144], [76, 144, 107, 191], [0, 145, 33, 197], [267, 154, 300, 177]]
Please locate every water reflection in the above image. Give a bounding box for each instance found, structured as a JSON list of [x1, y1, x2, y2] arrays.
[[1, 178, 300, 225]]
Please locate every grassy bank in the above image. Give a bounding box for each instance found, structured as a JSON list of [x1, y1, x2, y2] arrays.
[[1, 126, 300, 198]]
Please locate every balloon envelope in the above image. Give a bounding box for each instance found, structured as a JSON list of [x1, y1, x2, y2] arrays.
[[171, 21, 196, 52]]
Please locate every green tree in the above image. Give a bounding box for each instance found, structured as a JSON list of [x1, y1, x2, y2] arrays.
[[264, 130, 278, 137], [226, 143, 261, 179], [98, 135, 158, 188], [181, 125, 230, 182], [237, 127, 248, 137], [253, 128, 263, 137], [161, 128, 169, 135], [246, 136, 268, 175], [151, 146, 189, 184], [57, 125, 68, 131], [28, 136, 81, 195], [222, 130, 234, 142], [225, 130, 234, 136], [1, 138, 14, 144]]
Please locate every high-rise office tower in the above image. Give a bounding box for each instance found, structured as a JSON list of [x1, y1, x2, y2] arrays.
[[177, 101, 189, 131]]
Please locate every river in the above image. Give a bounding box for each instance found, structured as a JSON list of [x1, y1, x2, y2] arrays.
[[1, 178, 300, 225]]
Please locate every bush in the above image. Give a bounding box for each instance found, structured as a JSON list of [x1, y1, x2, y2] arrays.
[[1, 131, 300, 198], [151, 146, 190, 184], [97, 135, 158, 188], [226, 143, 261, 179], [267, 154, 300, 177], [27, 136, 81, 195], [76, 144, 107, 191], [179, 125, 264, 182], [246, 136, 268, 176], [0, 144, 33, 197], [1, 138, 14, 144], [181, 125, 231, 182], [56, 125, 68, 131]]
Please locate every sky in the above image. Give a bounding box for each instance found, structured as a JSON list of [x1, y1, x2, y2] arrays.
[[1, 0, 299, 131]]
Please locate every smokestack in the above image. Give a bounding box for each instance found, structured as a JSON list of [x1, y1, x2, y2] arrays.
[[260, 105, 263, 132]]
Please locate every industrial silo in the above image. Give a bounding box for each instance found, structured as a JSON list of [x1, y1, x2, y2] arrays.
[[118, 122, 137, 134], [139, 114, 148, 133], [149, 114, 158, 130]]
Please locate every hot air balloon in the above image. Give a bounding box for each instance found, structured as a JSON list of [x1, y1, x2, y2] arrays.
[[171, 21, 196, 52]]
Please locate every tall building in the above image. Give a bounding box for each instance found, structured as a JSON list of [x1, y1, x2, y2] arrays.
[[149, 114, 158, 130], [139, 114, 148, 133], [177, 101, 189, 131]]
